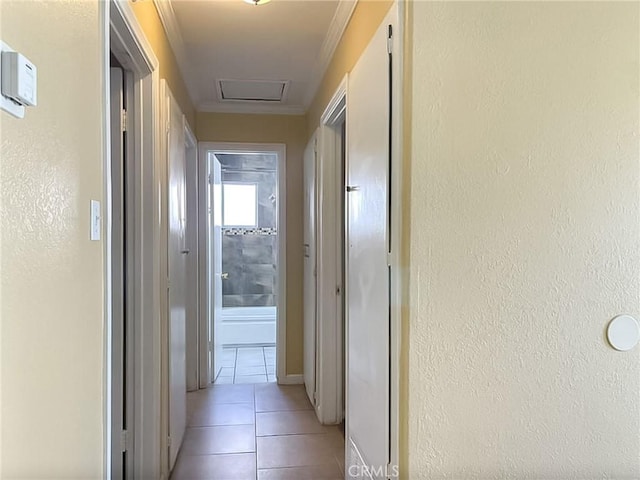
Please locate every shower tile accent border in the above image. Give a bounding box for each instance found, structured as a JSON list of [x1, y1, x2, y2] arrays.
[[223, 227, 278, 236]]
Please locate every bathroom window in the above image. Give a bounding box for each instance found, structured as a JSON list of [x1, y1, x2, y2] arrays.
[[223, 183, 257, 227]]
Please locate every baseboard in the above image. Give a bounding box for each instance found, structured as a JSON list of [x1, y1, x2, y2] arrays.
[[278, 374, 304, 385]]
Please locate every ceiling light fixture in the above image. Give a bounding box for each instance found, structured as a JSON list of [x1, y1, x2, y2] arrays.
[[243, 0, 271, 5]]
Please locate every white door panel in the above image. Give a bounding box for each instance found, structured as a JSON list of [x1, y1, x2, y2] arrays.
[[303, 133, 318, 405], [346, 6, 397, 477], [210, 154, 224, 381], [165, 83, 187, 471]]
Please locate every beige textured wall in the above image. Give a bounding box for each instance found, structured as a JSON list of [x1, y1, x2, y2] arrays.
[[306, 0, 392, 135], [131, 0, 196, 128], [196, 112, 307, 375], [407, 2, 640, 478], [0, 1, 105, 477]]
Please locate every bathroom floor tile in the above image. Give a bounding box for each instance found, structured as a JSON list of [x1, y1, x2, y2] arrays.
[[236, 374, 268, 384]]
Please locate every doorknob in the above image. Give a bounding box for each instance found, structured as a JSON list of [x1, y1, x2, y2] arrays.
[[346, 185, 360, 192], [221, 272, 229, 279], [181, 249, 190, 255]]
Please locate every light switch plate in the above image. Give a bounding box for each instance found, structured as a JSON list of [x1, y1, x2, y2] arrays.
[[0, 41, 25, 119], [90, 200, 101, 241]]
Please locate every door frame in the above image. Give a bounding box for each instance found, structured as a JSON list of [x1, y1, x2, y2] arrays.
[[198, 142, 288, 384], [313, 0, 405, 469], [303, 131, 319, 408], [314, 76, 348, 425], [108, 63, 136, 480], [106, 1, 163, 478]]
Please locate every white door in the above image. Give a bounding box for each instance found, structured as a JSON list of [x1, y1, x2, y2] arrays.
[[165, 83, 187, 470], [346, 7, 397, 477], [303, 133, 318, 405], [209, 153, 224, 381]]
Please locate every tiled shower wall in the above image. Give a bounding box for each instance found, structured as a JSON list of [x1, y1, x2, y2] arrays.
[[218, 153, 278, 308]]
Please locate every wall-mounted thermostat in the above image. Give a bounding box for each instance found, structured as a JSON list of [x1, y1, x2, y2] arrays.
[[0, 41, 37, 119]]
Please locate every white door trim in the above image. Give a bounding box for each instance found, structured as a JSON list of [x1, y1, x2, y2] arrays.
[[314, 75, 348, 424], [107, 1, 163, 478], [197, 144, 210, 388], [184, 117, 199, 392], [198, 142, 289, 384], [388, 1, 404, 471], [184, 119, 197, 149]]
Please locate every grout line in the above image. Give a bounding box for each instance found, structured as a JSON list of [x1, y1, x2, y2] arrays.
[[253, 384, 258, 480], [233, 348, 238, 384], [261, 347, 268, 379]]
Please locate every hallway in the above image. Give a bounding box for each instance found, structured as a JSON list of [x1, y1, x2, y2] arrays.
[[171, 383, 345, 479]]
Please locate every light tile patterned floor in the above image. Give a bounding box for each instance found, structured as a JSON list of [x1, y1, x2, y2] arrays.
[[171, 383, 345, 480], [215, 346, 276, 385]]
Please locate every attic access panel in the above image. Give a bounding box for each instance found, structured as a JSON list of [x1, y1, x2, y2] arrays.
[[217, 79, 290, 103]]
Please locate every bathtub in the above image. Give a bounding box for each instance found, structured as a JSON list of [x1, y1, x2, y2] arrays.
[[220, 306, 276, 347]]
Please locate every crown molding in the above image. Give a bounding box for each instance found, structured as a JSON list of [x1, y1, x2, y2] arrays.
[[198, 101, 306, 116], [153, 0, 357, 115], [153, 0, 199, 107], [302, 0, 358, 109]]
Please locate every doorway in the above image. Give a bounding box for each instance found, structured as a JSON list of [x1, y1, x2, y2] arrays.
[[109, 53, 135, 480], [304, 78, 347, 426], [107, 1, 163, 476], [199, 143, 287, 388]]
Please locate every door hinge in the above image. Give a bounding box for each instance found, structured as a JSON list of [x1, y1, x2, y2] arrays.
[[387, 252, 392, 267], [121, 109, 128, 133], [167, 435, 172, 447], [387, 24, 393, 54], [208, 173, 214, 185], [120, 430, 130, 453]]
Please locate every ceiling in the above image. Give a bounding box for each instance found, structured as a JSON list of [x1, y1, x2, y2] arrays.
[[157, 0, 356, 115]]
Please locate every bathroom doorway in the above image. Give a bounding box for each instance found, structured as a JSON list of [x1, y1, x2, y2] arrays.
[[198, 143, 287, 387]]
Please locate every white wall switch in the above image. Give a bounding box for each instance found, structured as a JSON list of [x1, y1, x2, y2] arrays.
[[90, 200, 101, 241]]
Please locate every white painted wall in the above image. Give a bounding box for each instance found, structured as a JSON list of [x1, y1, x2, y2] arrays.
[[408, 2, 640, 477]]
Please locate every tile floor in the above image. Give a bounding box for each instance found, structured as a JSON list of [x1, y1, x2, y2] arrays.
[[215, 347, 277, 385], [171, 383, 345, 480]]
